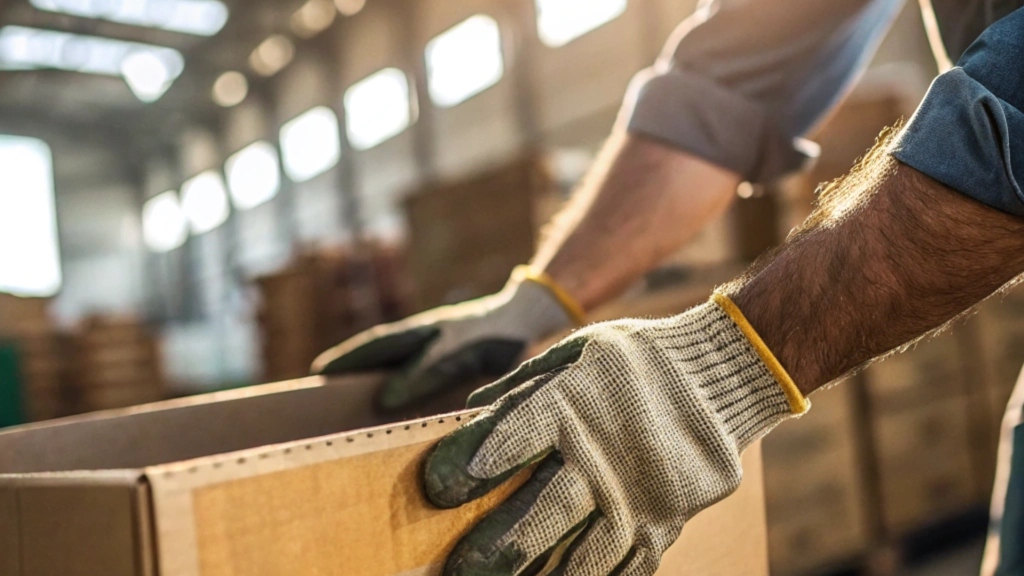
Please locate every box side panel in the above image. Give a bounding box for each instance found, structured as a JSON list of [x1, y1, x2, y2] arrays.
[[190, 439, 524, 576], [0, 485, 20, 576], [150, 415, 767, 576], [17, 482, 142, 576]]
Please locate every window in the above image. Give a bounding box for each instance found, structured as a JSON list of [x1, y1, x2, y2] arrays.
[[535, 0, 627, 47], [143, 191, 188, 252], [425, 15, 504, 108], [225, 141, 281, 210], [0, 136, 61, 296], [280, 106, 341, 182], [345, 68, 412, 150], [180, 171, 229, 234]]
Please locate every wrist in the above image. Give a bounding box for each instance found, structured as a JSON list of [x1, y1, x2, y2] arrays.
[[509, 265, 586, 326], [655, 297, 809, 450]]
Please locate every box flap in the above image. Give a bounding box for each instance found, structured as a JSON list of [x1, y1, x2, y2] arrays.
[[0, 376, 382, 473]]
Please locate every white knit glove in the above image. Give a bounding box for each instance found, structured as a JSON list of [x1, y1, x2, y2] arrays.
[[424, 294, 809, 576], [312, 267, 581, 413]]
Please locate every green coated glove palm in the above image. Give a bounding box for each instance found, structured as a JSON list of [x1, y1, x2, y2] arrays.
[[312, 275, 574, 413], [423, 296, 809, 576]]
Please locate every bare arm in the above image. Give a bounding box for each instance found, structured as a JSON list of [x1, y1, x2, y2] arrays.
[[727, 131, 1024, 395], [532, 132, 741, 311]]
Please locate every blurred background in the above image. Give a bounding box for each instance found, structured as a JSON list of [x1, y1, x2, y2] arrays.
[[0, 0, 1014, 574]]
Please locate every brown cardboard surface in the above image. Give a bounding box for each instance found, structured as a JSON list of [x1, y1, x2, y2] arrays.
[[191, 438, 525, 576], [0, 486, 20, 576], [662, 445, 767, 575], [9, 473, 142, 576]]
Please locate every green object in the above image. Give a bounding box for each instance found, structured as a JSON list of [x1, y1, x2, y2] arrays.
[[0, 342, 24, 428]]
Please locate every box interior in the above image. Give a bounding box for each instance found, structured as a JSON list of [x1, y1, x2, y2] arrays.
[[0, 376, 385, 474]]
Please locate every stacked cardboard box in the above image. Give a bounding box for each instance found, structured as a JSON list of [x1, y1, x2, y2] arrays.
[[15, 328, 70, 422], [966, 286, 1024, 496], [69, 315, 165, 413], [763, 385, 872, 574], [0, 294, 68, 422], [256, 244, 413, 382], [403, 155, 562, 310], [862, 331, 984, 536]]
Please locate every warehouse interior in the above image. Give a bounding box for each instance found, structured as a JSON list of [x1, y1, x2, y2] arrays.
[[0, 0, 1017, 574]]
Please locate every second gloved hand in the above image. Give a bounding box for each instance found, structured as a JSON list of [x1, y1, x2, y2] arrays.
[[312, 267, 581, 412], [423, 294, 809, 576]]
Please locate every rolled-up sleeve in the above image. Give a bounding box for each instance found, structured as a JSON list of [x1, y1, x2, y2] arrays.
[[623, 0, 905, 183], [890, 8, 1024, 216]]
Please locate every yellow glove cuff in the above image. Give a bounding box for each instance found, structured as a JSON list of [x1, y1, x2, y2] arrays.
[[511, 265, 587, 327], [712, 293, 810, 415]]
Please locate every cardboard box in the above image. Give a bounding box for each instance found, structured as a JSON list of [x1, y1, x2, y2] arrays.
[[872, 397, 980, 534], [763, 385, 872, 575], [862, 332, 970, 414], [403, 155, 560, 309], [0, 376, 769, 576]]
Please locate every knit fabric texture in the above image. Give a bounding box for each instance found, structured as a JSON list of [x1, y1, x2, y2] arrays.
[[466, 300, 799, 575], [408, 280, 573, 377], [313, 275, 574, 410]]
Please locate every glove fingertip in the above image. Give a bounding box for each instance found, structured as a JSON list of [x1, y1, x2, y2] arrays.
[[423, 416, 497, 509]]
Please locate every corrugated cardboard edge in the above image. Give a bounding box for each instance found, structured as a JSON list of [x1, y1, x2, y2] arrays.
[[0, 470, 152, 576], [145, 410, 477, 576]]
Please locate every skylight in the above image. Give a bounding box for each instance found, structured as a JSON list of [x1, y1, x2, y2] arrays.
[[28, 0, 229, 37], [0, 26, 185, 102]]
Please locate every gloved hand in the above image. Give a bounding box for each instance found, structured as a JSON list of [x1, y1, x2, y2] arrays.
[[312, 266, 583, 413], [423, 294, 809, 576]]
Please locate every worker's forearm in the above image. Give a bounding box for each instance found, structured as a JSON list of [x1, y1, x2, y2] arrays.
[[531, 133, 741, 311], [727, 139, 1024, 395]]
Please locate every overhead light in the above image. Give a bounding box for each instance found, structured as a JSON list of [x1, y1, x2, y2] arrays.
[[425, 15, 504, 108], [212, 71, 248, 107], [142, 191, 188, 252], [535, 0, 627, 47], [180, 171, 230, 234], [0, 135, 61, 297], [280, 106, 341, 183], [0, 26, 185, 102], [225, 141, 280, 210], [28, 0, 229, 37], [121, 51, 175, 102], [345, 68, 412, 150], [291, 0, 336, 38], [249, 35, 294, 77], [334, 0, 365, 16]]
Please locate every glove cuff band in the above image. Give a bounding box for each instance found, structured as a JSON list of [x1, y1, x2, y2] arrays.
[[711, 293, 809, 415], [511, 265, 586, 327]]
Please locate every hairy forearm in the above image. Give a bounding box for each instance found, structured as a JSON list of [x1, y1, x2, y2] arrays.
[[532, 133, 741, 311], [727, 137, 1024, 395]]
